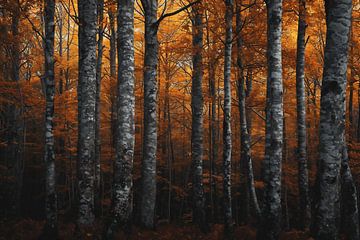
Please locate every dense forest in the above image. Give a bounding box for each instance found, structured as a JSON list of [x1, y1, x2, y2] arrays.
[[0, 0, 360, 239]]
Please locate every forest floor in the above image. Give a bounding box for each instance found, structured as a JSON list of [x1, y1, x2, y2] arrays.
[[0, 218, 315, 240]]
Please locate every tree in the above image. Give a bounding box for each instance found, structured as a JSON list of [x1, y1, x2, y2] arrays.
[[43, 0, 57, 237], [139, 0, 160, 229], [77, 0, 97, 226], [223, 0, 234, 236], [258, 0, 283, 239], [235, 0, 261, 222], [313, 0, 352, 238], [139, 0, 200, 228], [105, 0, 135, 237], [94, 0, 104, 215], [295, 0, 310, 230], [190, 3, 208, 232]]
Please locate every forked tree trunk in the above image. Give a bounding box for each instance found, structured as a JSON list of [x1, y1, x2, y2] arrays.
[[236, 0, 261, 222]]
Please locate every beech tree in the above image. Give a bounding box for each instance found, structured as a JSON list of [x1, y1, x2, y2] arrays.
[[258, 1, 283, 239], [295, 0, 310, 229], [77, 0, 97, 226], [314, 0, 353, 239], [190, 2, 208, 232], [236, 0, 261, 222], [139, 0, 200, 228], [223, 0, 234, 236], [43, 0, 57, 237], [105, 0, 135, 237]]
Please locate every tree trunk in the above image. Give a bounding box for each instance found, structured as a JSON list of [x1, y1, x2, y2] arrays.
[[341, 143, 359, 240], [313, 1, 352, 239], [223, 0, 234, 237], [94, 0, 104, 216], [43, 0, 58, 236], [295, 0, 310, 230], [236, 0, 261, 222], [258, 1, 283, 239], [140, 0, 159, 229], [109, 8, 117, 148], [191, 4, 207, 232], [106, 1, 135, 237], [77, 0, 97, 226]]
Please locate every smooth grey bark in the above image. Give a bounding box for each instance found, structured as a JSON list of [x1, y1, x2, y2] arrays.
[[258, 1, 283, 239], [77, 0, 97, 226], [106, 0, 135, 237], [223, 0, 234, 236], [94, 0, 104, 216], [341, 143, 359, 240], [295, 0, 310, 230], [235, 1, 261, 222], [190, 4, 207, 232], [313, 0, 352, 239], [140, 0, 159, 229], [43, 0, 58, 236]]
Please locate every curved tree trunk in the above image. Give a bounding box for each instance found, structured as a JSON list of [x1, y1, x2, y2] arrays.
[[236, 0, 261, 222], [295, 0, 310, 230], [313, 1, 352, 239], [43, 0, 57, 237], [258, 1, 283, 239]]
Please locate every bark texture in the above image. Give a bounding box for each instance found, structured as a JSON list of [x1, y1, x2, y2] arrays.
[[94, 0, 104, 215], [106, 1, 135, 237], [341, 144, 359, 240], [295, 0, 310, 230], [313, 1, 352, 239], [223, 0, 234, 236], [258, 1, 283, 239], [44, 0, 58, 236], [140, 0, 159, 229], [77, 0, 97, 226], [190, 4, 207, 232]]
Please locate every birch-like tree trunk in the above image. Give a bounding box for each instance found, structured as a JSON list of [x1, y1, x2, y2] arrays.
[[77, 0, 97, 226], [140, 0, 159, 229], [258, 1, 283, 239], [314, 0, 352, 239], [223, 0, 234, 236], [236, 0, 261, 222], [106, 1, 135, 237], [191, 4, 207, 232], [295, 0, 310, 230], [43, 0, 57, 236], [94, 0, 104, 215]]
